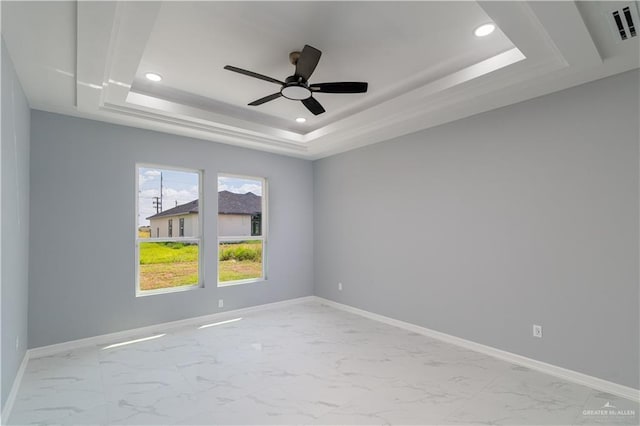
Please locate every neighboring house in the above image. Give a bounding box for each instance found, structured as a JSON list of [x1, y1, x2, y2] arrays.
[[147, 199, 199, 238], [147, 191, 261, 238], [217, 190, 262, 236]]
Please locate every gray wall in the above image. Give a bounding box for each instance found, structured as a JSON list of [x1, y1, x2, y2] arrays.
[[314, 70, 640, 389], [1, 38, 30, 410], [29, 111, 313, 348]]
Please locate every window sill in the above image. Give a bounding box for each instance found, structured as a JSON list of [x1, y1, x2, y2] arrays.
[[136, 283, 202, 297], [217, 278, 266, 288]]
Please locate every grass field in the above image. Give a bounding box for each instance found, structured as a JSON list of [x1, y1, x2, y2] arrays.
[[219, 241, 263, 282], [138, 241, 262, 291], [139, 242, 199, 290]]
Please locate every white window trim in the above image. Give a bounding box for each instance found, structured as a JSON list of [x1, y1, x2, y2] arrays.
[[135, 163, 204, 297], [217, 173, 267, 287]]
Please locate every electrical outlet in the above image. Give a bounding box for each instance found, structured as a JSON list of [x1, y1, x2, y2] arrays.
[[218, 299, 224, 308], [338, 282, 343, 291], [533, 324, 543, 338]]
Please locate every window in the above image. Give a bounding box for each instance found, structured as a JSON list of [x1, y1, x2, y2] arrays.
[[251, 214, 261, 236], [136, 165, 202, 295], [218, 174, 266, 285]]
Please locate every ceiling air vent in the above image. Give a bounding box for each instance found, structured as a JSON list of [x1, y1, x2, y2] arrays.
[[609, 4, 639, 41]]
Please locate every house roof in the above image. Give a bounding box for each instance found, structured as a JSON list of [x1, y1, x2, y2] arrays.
[[218, 191, 262, 215], [146, 191, 261, 220], [146, 199, 199, 220]]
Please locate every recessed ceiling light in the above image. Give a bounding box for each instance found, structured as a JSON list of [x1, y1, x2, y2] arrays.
[[474, 23, 496, 37], [144, 72, 163, 82], [296, 117, 307, 123]]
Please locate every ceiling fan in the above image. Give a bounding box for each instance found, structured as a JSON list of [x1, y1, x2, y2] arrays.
[[224, 45, 368, 116]]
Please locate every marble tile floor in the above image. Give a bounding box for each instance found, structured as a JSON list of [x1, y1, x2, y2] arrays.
[[8, 301, 639, 425]]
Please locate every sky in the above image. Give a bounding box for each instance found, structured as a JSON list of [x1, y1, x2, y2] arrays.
[[138, 167, 262, 227], [218, 175, 263, 196]]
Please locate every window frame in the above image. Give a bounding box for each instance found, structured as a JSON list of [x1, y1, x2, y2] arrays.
[[135, 163, 204, 297], [217, 173, 267, 287]]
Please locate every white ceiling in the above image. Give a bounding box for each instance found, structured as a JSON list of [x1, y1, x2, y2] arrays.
[[2, 1, 639, 159], [136, 2, 513, 130]]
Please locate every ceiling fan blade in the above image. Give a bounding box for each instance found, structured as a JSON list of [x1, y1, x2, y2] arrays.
[[310, 82, 368, 93], [248, 92, 282, 106], [301, 97, 325, 115], [224, 65, 284, 85], [295, 45, 321, 81]]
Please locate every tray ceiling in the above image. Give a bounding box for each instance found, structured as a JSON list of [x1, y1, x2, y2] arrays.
[[2, 1, 638, 159]]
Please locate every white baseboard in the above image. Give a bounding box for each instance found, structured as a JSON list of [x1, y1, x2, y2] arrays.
[[314, 296, 640, 403], [29, 296, 315, 359], [1, 351, 29, 424]]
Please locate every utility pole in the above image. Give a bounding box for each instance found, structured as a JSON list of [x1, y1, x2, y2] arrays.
[[152, 172, 164, 214], [153, 196, 162, 214]]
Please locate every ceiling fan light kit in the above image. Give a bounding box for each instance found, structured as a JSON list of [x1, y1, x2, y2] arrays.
[[224, 44, 368, 115], [281, 76, 312, 100]]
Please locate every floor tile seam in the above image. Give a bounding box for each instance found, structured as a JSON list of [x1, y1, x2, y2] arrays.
[[570, 388, 599, 426], [439, 373, 503, 424], [97, 345, 108, 423]]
